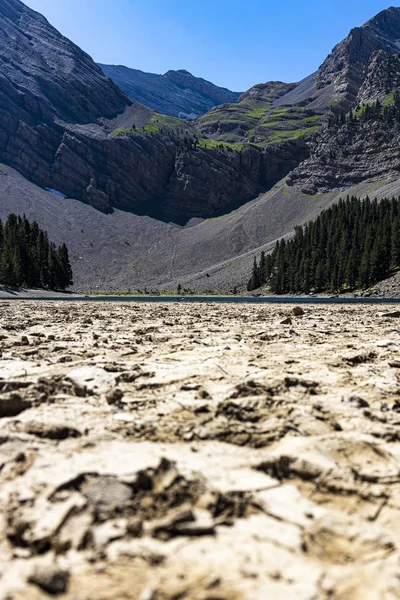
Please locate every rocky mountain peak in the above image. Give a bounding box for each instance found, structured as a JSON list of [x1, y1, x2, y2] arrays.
[[170, 69, 193, 76], [99, 64, 241, 119], [162, 69, 240, 105], [316, 6, 400, 105], [364, 6, 400, 38]]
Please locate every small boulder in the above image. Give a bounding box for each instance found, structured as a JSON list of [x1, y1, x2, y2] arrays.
[[28, 565, 70, 595], [66, 367, 116, 396], [0, 393, 31, 418], [280, 317, 292, 325], [347, 395, 370, 409]]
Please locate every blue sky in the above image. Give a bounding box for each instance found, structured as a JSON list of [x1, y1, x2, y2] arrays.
[[24, 0, 395, 91]]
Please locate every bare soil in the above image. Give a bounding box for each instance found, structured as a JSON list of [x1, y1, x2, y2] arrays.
[[1, 301, 400, 599]]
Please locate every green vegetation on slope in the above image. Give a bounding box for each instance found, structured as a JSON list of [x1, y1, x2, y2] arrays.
[[248, 196, 400, 294], [114, 114, 185, 137], [113, 81, 324, 151], [329, 91, 400, 128], [110, 79, 327, 179], [0, 214, 73, 290], [197, 138, 245, 151], [197, 95, 325, 147]]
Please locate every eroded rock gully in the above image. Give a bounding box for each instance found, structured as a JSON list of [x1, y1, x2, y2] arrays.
[[1, 301, 400, 599]]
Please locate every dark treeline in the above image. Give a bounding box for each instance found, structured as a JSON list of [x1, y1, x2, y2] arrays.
[[0, 214, 73, 290], [329, 91, 400, 128], [248, 195, 400, 294]]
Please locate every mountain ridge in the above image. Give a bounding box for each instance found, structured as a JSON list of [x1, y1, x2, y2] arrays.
[[99, 63, 241, 119]]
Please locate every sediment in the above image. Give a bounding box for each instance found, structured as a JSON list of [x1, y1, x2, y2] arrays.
[[1, 301, 400, 599]]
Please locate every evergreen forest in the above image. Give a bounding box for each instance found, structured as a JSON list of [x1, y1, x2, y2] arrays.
[[0, 214, 73, 290], [248, 196, 400, 294]]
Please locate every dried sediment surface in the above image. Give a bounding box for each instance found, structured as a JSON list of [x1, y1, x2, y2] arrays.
[[1, 301, 400, 599]]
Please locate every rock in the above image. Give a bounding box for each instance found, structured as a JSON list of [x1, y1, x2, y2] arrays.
[[28, 565, 70, 595], [56, 511, 93, 552], [85, 178, 110, 212], [106, 388, 124, 405], [280, 317, 292, 325], [17, 420, 81, 440], [113, 413, 135, 423], [65, 367, 116, 395], [100, 65, 241, 119], [293, 307, 305, 316], [146, 507, 215, 539], [255, 484, 326, 527], [0, 393, 31, 418], [376, 339, 397, 348], [82, 477, 133, 508], [91, 519, 128, 549], [173, 509, 215, 537], [20, 494, 87, 549], [347, 395, 370, 408]]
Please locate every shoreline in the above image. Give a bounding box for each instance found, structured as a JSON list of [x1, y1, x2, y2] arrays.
[[0, 289, 87, 299], [1, 293, 400, 304]]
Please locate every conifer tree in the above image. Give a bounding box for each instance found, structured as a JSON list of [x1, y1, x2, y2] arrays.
[[247, 195, 400, 294], [0, 214, 73, 290]]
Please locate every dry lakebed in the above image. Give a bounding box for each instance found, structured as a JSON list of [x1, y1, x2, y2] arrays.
[[1, 301, 400, 599]]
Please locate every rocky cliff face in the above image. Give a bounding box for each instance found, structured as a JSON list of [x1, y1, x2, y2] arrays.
[[99, 65, 240, 119], [356, 50, 400, 104], [269, 7, 400, 112], [49, 124, 308, 220], [0, 0, 130, 123], [287, 119, 400, 194], [163, 141, 308, 218], [0, 0, 134, 206], [287, 45, 400, 194]]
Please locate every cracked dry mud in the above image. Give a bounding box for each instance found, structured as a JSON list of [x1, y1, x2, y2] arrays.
[[1, 302, 400, 599]]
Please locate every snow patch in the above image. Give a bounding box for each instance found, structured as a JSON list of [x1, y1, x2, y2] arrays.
[[44, 187, 67, 199]]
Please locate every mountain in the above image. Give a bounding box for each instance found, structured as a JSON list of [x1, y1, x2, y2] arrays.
[[99, 64, 241, 119], [2, 2, 400, 291], [316, 6, 400, 106], [285, 8, 400, 195], [0, 0, 308, 221], [192, 7, 400, 198], [267, 6, 400, 111]]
